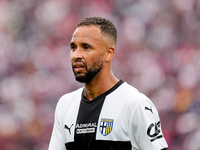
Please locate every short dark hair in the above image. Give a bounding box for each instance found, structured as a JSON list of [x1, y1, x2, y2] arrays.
[[77, 17, 117, 46]]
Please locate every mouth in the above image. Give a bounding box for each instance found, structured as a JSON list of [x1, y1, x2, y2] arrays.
[[74, 66, 84, 72], [72, 62, 85, 73]]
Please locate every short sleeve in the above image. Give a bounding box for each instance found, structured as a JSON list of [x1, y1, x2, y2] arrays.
[[130, 99, 168, 150], [48, 100, 66, 150]]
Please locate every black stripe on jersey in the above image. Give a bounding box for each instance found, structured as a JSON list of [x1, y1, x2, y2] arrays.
[[65, 80, 126, 150], [65, 140, 131, 150]]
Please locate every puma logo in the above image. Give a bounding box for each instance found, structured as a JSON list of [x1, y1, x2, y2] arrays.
[[145, 107, 153, 114], [64, 124, 74, 135]]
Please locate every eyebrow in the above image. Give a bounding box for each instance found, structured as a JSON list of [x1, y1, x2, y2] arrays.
[[70, 42, 75, 47], [81, 43, 92, 47], [70, 42, 94, 49]]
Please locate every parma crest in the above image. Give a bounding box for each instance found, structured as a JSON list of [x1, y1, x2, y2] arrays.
[[99, 118, 114, 136]]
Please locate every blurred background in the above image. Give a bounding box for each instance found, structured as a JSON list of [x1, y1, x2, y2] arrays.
[[0, 0, 200, 150]]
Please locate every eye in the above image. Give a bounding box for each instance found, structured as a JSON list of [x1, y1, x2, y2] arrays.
[[70, 45, 77, 51], [84, 45, 90, 49]]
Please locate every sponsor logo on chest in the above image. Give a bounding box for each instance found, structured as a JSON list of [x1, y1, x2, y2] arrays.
[[75, 122, 97, 134], [73, 118, 114, 136]]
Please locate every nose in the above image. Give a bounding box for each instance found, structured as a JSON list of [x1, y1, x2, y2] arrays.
[[70, 47, 83, 60]]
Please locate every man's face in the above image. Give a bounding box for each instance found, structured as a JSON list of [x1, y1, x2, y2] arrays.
[[70, 26, 107, 83]]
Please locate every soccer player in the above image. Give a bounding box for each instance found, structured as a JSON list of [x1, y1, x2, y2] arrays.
[[49, 17, 168, 150]]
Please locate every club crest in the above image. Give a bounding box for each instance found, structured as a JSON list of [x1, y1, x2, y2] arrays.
[[99, 118, 114, 136]]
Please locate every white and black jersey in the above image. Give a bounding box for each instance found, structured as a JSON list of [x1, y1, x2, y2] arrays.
[[49, 80, 168, 150]]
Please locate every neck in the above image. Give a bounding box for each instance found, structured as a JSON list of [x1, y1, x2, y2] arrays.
[[84, 71, 119, 100]]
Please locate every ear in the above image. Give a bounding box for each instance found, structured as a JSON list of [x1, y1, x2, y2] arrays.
[[105, 46, 115, 62]]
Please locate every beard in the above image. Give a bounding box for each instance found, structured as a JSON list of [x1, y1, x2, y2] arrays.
[[72, 57, 103, 83]]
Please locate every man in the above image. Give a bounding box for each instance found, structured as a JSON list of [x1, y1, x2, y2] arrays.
[[49, 17, 168, 150]]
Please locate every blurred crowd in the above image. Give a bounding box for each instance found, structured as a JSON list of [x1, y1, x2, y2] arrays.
[[0, 0, 200, 150]]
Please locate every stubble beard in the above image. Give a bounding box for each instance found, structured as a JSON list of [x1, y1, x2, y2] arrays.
[[72, 57, 103, 83]]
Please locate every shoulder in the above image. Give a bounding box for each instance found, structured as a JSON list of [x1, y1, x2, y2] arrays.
[[116, 82, 150, 103], [56, 87, 83, 111], [105, 82, 152, 115], [60, 87, 83, 101], [119, 82, 159, 115], [118, 83, 160, 119]]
